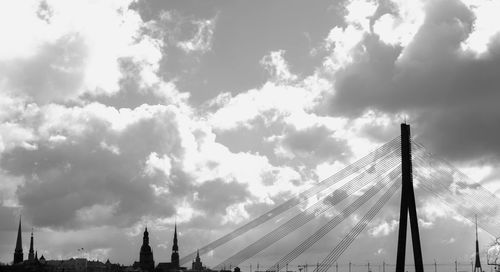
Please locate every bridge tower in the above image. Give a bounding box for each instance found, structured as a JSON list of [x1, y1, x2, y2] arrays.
[[395, 124, 424, 272]]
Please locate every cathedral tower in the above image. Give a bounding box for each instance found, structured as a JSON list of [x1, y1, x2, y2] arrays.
[[13, 217, 23, 264], [139, 227, 155, 272]]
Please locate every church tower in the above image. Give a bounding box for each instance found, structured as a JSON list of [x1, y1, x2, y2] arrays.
[[13, 217, 23, 264], [28, 229, 35, 261], [474, 216, 483, 272], [171, 223, 179, 269], [139, 227, 155, 272], [192, 249, 203, 271]]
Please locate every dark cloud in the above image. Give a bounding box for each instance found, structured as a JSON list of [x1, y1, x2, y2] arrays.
[[0, 108, 184, 229], [1, 0, 499, 265], [134, 0, 347, 104], [280, 125, 351, 163], [193, 179, 249, 216], [329, 0, 500, 162], [215, 113, 351, 173], [0, 205, 18, 231]]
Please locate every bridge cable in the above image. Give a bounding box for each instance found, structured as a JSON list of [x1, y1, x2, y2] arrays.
[[411, 152, 499, 237], [312, 176, 402, 272], [265, 166, 402, 272], [180, 137, 401, 265], [410, 148, 499, 236], [413, 170, 497, 238], [316, 179, 402, 272], [411, 144, 500, 229], [412, 141, 500, 208], [215, 150, 401, 269], [412, 154, 494, 221]]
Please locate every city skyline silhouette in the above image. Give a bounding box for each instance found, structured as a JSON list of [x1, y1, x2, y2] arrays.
[[1, 0, 500, 270]]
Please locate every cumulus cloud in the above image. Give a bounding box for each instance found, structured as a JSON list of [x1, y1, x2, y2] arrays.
[[1, 0, 499, 266], [177, 17, 217, 54], [325, 0, 500, 162], [0, 0, 162, 103]]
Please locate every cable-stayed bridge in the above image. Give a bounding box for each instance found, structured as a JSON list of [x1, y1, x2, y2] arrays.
[[181, 124, 500, 272]]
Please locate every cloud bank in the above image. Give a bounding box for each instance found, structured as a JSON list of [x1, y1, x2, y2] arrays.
[[0, 0, 499, 266]]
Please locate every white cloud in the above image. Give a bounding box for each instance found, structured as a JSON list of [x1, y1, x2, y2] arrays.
[[209, 81, 325, 131], [345, 0, 378, 32], [177, 17, 217, 54], [0, 122, 36, 153], [144, 152, 172, 177], [260, 50, 298, 83], [323, 25, 365, 71], [0, 0, 163, 102], [368, 219, 398, 237], [373, 0, 425, 47], [461, 0, 500, 55], [1, 0, 499, 265]]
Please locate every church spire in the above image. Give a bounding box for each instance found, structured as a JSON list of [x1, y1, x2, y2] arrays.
[[143, 227, 149, 245], [28, 228, 35, 261], [474, 215, 482, 272], [173, 223, 178, 252], [13, 216, 23, 264], [171, 223, 179, 268], [192, 249, 203, 271]]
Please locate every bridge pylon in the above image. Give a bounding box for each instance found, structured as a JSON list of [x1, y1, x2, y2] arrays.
[[395, 123, 424, 272]]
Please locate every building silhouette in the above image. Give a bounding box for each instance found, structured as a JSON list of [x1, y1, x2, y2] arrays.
[[191, 250, 203, 271], [13, 217, 23, 264], [171, 223, 179, 269], [156, 223, 185, 272], [134, 227, 155, 272], [28, 229, 35, 261]]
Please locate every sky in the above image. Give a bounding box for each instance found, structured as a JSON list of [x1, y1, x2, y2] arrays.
[[1, 0, 500, 269]]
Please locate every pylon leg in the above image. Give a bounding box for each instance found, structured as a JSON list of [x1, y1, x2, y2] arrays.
[[395, 124, 424, 272]]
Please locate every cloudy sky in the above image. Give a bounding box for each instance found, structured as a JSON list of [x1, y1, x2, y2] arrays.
[[1, 0, 500, 268]]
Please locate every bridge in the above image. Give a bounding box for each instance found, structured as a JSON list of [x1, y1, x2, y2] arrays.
[[181, 124, 500, 272]]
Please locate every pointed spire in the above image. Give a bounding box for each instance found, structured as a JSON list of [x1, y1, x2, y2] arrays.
[[171, 222, 180, 268], [35, 251, 38, 261], [195, 249, 201, 262], [142, 226, 149, 246], [15, 217, 22, 250], [474, 215, 482, 272], [172, 222, 178, 252], [13, 216, 23, 264], [28, 228, 35, 261]]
